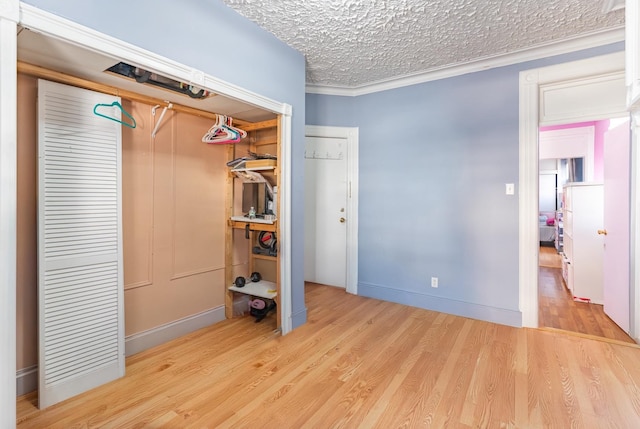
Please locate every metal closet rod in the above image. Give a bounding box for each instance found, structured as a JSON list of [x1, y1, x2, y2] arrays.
[[17, 61, 278, 131]]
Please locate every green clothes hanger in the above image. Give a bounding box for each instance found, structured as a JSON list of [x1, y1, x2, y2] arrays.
[[93, 101, 137, 128]]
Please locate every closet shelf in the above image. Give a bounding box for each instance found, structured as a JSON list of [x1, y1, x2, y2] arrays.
[[252, 254, 277, 261], [229, 219, 277, 232], [229, 280, 277, 299], [230, 215, 276, 224], [231, 166, 276, 173], [253, 139, 278, 147]]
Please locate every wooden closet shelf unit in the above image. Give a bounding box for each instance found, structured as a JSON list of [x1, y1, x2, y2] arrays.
[[225, 119, 281, 328]]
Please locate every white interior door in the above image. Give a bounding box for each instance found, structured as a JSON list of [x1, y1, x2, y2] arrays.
[[304, 136, 347, 288], [38, 80, 125, 408], [603, 118, 631, 333]]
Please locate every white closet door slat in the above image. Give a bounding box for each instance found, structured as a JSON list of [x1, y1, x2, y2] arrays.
[[38, 79, 125, 409]]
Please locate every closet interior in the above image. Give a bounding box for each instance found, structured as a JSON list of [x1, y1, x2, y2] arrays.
[[16, 26, 281, 406]]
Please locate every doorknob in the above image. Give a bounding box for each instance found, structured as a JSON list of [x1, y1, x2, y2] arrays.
[[339, 217, 346, 223], [597, 229, 608, 235]]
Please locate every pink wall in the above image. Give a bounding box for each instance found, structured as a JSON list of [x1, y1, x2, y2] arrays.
[[593, 120, 609, 181], [539, 120, 610, 181]]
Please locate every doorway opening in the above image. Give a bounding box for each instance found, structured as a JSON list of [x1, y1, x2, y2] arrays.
[[304, 125, 359, 295], [8, 5, 295, 408], [519, 50, 639, 343], [536, 118, 634, 343]]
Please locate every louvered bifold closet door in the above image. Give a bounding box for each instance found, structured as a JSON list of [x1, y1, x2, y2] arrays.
[[37, 80, 124, 409]]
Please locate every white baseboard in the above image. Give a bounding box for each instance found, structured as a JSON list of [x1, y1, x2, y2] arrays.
[[125, 306, 226, 357], [16, 365, 37, 397], [16, 306, 226, 396], [358, 282, 522, 327]]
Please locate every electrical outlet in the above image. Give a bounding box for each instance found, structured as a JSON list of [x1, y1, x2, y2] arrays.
[[431, 277, 438, 288]]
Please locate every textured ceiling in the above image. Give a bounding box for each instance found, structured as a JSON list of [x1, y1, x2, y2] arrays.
[[221, 0, 625, 89]]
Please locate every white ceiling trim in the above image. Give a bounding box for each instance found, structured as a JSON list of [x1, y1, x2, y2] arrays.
[[306, 26, 625, 97], [602, 0, 625, 13]]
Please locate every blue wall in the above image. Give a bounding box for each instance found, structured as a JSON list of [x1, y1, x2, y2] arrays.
[[24, 0, 308, 327], [307, 43, 624, 326]]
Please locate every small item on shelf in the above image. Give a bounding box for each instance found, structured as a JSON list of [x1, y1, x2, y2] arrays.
[[234, 276, 246, 288], [249, 298, 266, 310], [247, 151, 277, 160], [248, 206, 256, 219], [226, 156, 252, 168], [271, 186, 278, 216], [228, 151, 277, 170], [249, 298, 276, 322], [253, 246, 277, 257], [252, 231, 277, 256], [258, 231, 276, 249], [234, 272, 262, 288], [202, 114, 247, 144]]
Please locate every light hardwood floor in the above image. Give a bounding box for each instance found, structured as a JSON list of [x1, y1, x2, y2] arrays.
[[17, 283, 640, 428], [538, 245, 562, 269], [538, 246, 635, 344]]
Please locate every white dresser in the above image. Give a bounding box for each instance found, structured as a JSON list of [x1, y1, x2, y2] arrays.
[[562, 183, 604, 304]]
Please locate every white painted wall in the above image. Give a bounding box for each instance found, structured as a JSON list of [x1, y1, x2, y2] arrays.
[[539, 126, 595, 181]]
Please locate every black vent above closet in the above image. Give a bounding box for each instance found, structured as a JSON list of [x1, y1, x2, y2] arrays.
[[105, 62, 212, 99]]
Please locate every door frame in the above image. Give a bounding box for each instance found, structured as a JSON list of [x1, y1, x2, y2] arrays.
[[631, 111, 640, 342], [17, 5, 293, 335], [16, 4, 294, 334], [0, 3, 295, 422], [14, 4, 293, 335], [0, 1, 19, 426], [305, 125, 359, 294], [519, 52, 637, 339]]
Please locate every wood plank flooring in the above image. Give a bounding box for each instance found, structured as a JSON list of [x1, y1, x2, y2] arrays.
[[538, 247, 635, 344], [17, 283, 640, 428], [538, 245, 562, 269]]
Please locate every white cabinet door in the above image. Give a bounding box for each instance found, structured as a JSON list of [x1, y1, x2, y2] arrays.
[[38, 80, 125, 408]]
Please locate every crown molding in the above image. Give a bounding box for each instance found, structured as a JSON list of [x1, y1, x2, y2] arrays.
[[602, 0, 625, 13], [306, 26, 625, 97]]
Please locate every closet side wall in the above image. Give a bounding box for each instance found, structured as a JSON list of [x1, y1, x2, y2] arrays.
[[16, 74, 38, 372], [16, 74, 236, 374]]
